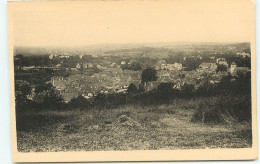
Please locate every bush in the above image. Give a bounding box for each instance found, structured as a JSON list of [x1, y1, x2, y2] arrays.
[[33, 88, 64, 110], [191, 103, 223, 123], [121, 63, 142, 71], [156, 83, 175, 104], [118, 115, 130, 123], [69, 95, 91, 110], [191, 94, 251, 123], [216, 64, 228, 72], [138, 84, 145, 93], [181, 83, 195, 98], [141, 67, 158, 84], [127, 83, 138, 95]]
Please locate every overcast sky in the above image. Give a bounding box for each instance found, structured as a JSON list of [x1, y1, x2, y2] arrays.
[[9, 0, 255, 47]]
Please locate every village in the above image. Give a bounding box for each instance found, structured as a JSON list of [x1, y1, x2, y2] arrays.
[[14, 43, 251, 103], [44, 52, 250, 102]]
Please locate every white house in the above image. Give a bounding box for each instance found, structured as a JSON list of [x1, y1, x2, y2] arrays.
[[76, 63, 81, 70], [49, 54, 54, 60]]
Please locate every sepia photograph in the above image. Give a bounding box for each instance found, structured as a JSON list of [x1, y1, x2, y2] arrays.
[[8, 0, 257, 162]]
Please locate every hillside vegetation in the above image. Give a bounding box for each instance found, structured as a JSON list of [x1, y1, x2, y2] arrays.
[[17, 99, 251, 152]]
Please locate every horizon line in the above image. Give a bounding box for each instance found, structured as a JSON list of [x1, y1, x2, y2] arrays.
[[14, 41, 250, 49]]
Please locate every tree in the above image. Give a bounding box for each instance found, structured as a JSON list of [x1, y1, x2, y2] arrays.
[[243, 48, 251, 54], [33, 88, 64, 110], [121, 63, 142, 71], [35, 83, 53, 94], [43, 55, 51, 67], [130, 62, 142, 71], [15, 82, 32, 109], [127, 83, 137, 95], [156, 82, 174, 104], [196, 82, 216, 96], [141, 67, 158, 85], [43, 88, 64, 108], [168, 51, 184, 63], [216, 64, 228, 72], [94, 93, 107, 112], [138, 84, 145, 92], [15, 82, 31, 96], [217, 74, 236, 94], [181, 83, 195, 97], [157, 82, 174, 93], [69, 96, 89, 110], [184, 57, 202, 71], [55, 67, 69, 77], [14, 54, 25, 69]]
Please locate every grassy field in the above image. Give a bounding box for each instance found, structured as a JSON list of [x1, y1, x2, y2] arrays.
[[16, 99, 252, 152]]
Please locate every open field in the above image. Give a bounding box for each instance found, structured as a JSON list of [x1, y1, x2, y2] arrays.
[[16, 99, 252, 152]]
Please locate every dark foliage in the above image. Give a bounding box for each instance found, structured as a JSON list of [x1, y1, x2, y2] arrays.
[[69, 96, 92, 110], [156, 83, 175, 104], [191, 94, 251, 123], [34, 88, 64, 110], [127, 83, 138, 95], [184, 57, 202, 71], [138, 84, 145, 93], [216, 64, 228, 72], [181, 83, 195, 98], [141, 67, 158, 84], [14, 51, 251, 124], [121, 63, 142, 71]]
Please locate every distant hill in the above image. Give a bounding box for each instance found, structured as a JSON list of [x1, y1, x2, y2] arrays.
[[14, 42, 250, 57]]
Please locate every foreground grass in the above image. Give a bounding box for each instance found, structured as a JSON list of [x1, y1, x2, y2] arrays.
[[16, 102, 252, 152]]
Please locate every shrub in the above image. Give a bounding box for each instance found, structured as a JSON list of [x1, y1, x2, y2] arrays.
[[191, 94, 251, 123], [157, 82, 174, 93], [216, 64, 228, 72], [118, 115, 130, 123], [127, 83, 138, 95], [121, 63, 142, 71], [69, 95, 91, 110], [141, 67, 158, 84], [181, 83, 195, 98], [156, 83, 175, 104], [33, 88, 64, 110], [191, 105, 223, 123], [138, 84, 145, 93]]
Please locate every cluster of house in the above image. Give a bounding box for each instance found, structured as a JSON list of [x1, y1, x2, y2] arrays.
[[230, 61, 250, 75], [48, 53, 70, 59], [48, 52, 102, 60], [197, 63, 218, 73], [198, 60, 250, 75], [50, 68, 141, 102], [153, 57, 249, 76], [48, 55, 250, 102], [216, 58, 228, 66], [75, 63, 103, 70], [144, 57, 250, 91], [155, 60, 183, 71], [191, 56, 250, 76], [236, 52, 250, 58], [17, 51, 251, 103], [197, 57, 229, 73], [20, 66, 59, 71]]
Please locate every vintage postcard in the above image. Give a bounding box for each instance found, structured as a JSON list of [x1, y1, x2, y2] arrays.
[[8, 0, 257, 162]]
